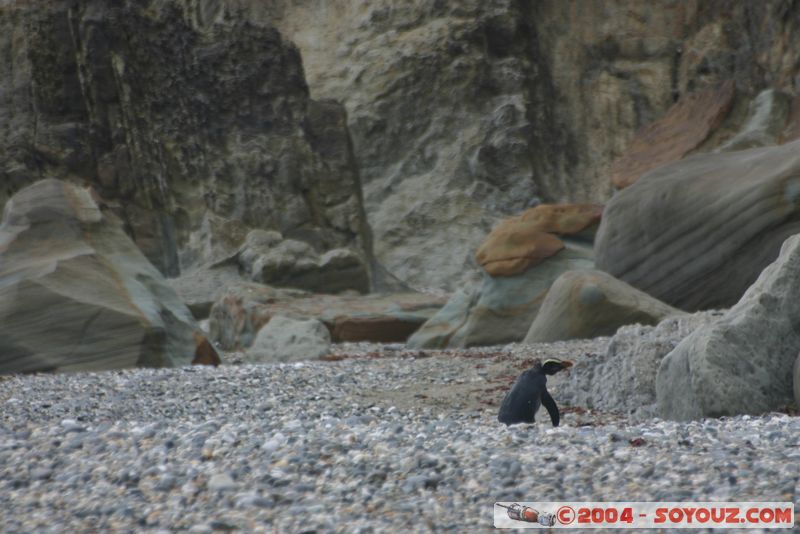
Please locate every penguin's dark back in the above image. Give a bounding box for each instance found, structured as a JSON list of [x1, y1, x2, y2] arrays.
[[497, 369, 547, 425]]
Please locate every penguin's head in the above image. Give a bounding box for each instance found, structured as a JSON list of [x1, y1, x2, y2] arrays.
[[541, 358, 574, 375]]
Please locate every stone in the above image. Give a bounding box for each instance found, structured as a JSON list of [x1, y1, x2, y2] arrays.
[[407, 241, 593, 349], [180, 213, 249, 269], [524, 270, 683, 343], [238, 230, 369, 294], [595, 139, 800, 311], [207, 473, 237, 493], [0, 180, 219, 373], [609, 81, 735, 189], [656, 234, 800, 420], [476, 203, 602, 277], [559, 312, 720, 421], [167, 264, 246, 320], [209, 283, 447, 349], [0, 0, 371, 279], [247, 316, 331, 364]]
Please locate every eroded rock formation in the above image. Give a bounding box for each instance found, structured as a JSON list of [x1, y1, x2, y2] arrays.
[[209, 283, 447, 349], [595, 139, 800, 310], [257, 0, 800, 289], [657, 234, 800, 420], [524, 270, 682, 344], [0, 0, 371, 279], [407, 203, 599, 349], [476, 203, 602, 277], [0, 180, 219, 373], [2, 0, 799, 295]]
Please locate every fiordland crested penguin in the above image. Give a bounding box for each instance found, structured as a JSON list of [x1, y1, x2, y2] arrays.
[[497, 358, 573, 426]]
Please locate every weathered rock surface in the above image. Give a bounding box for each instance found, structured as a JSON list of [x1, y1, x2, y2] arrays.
[[559, 311, 722, 421], [246, 316, 331, 363], [476, 203, 602, 277], [254, 0, 800, 289], [595, 139, 800, 311], [409, 203, 600, 349], [524, 270, 682, 343], [609, 82, 735, 189], [3, 1, 799, 294], [237, 230, 369, 294], [167, 264, 245, 320], [180, 213, 249, 269], [0, 180, 219, 373], [407, 242, 594, 349], [0, 0, 371, 278], [263, 1, 573, 290], [209, 284, 447, 349], [656, 234, 800, 420]]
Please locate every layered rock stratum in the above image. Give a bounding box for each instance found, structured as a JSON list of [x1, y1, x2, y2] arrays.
[[0, 179, 219, 373], [595, 139, 800, 310]]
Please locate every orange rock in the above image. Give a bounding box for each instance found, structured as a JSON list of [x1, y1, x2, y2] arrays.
[[610, 81, 735, 189], [519, 203, 604, 234], [476, 203, 603, 277]]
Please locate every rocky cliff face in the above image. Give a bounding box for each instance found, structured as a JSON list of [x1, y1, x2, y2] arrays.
[[2, 0, 798, 291], [0, 0, 371, 277], [245, 0, 800, 289], [258, 1, 575, 290]]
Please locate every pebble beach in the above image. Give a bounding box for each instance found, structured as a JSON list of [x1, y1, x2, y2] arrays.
[[1, 341, 797, 533]]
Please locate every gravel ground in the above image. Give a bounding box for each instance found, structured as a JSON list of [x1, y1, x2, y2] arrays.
[[1, 341, 798, 533]]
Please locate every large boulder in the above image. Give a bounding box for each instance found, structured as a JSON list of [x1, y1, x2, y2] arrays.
[[476, 203, 602, 276], [595, 139, 800, 311], [209, 283, 447, 349], [0, 180, 219, 373], [559, 311, 721, 421], [408, 203, 599, 348], [524, 270, 682, 343], [408, 243, 594, 349], [170, 228, 371, 320], [247, 316, 331, 364], [0, 0, 371, 278], [167, 264, 245, 320], [656, 234, 800, 420], [237, 230, 369, 294]]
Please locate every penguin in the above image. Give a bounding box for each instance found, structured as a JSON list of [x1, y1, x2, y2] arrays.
[[497, 358, 573, 426]]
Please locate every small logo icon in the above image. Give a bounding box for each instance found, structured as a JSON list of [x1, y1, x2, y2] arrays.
[[496, 503, 556, 526], [557, 505, 576, 525]]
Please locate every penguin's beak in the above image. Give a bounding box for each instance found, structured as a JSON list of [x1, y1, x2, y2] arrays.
[[561, 360, 574, 369]]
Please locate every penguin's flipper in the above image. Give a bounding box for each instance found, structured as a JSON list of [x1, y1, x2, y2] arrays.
[[541, 388, 559, 427]]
